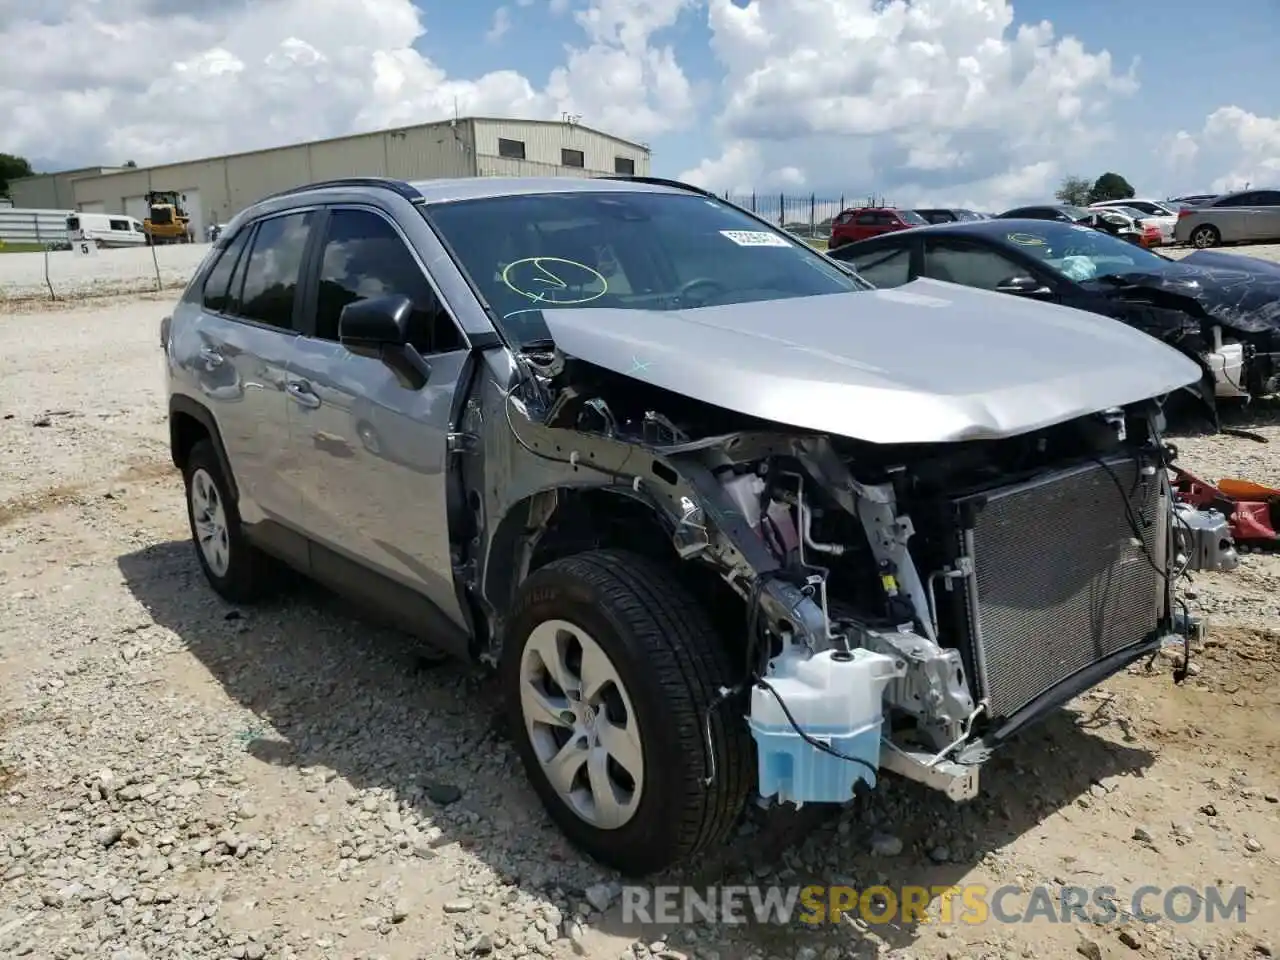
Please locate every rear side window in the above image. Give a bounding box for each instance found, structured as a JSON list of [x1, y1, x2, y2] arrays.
[[202, 229, 252, 313], [844, 244, 911, 288], [237, 212, 314, 329]]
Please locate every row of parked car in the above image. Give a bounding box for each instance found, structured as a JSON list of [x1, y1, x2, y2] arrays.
[[823, 203, 1280, 418], [828, 189, 1280, 252]]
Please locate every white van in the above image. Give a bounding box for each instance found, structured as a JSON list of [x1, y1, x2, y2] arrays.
[[65, 212, 147, 248]]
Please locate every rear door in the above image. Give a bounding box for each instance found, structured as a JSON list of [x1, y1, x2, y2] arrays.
[[191, 210, 316, 549], [1207, 192, 1258, 241], [286, 204, 474, 628], [1250, 190, 1280, 241]]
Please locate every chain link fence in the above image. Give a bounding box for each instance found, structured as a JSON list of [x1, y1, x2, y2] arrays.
[[721, 192, 891, 243], [0, 240, 211, 304]]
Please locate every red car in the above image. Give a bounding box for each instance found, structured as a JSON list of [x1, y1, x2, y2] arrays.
[[829, 207, 926, 248]]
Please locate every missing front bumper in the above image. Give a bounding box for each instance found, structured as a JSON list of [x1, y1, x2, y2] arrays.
[[880, 612, 1203, 801]]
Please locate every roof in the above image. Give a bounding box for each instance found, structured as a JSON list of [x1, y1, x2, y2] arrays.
[[29, 117, 648, 183], [465, 116, 649, 152], [407, 176, 687, 204]]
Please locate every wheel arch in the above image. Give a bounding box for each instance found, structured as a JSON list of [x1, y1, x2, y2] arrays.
[[169, 395, 239, 502], [480, 485, 744, 657]]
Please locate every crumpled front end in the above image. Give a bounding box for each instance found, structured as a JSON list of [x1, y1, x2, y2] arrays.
[[491, 345, 1213, 808]]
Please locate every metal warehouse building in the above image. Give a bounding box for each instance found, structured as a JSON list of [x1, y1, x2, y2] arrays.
[[9, 117, 651, 240]]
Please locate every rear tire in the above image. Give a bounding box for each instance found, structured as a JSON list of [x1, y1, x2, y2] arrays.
[[502, 549, 752, 877], [1190, 224, 1220, 249], [182, 439, 282, 604]]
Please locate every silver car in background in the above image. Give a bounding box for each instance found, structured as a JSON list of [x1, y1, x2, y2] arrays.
[[1173, 188, 1280, 248]]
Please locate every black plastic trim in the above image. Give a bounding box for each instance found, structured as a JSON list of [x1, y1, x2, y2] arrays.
[[964, 632, 1165, 757], [259, 178, 423, 204], [592, 175, 717, 198], [168, 395, 239, 502], [307, 541, 472, 659]]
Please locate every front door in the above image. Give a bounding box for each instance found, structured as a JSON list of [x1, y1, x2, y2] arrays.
[[287, 205, 473, 628], [919, 237, 1056, 299]]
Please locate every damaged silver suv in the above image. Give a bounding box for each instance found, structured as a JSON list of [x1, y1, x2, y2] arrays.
[[163, 175, 1208, 877]]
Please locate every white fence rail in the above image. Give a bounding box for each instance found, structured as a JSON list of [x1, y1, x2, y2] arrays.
[[0, 207, 74, 248]]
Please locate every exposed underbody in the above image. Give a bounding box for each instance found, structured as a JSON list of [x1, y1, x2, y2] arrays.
[[467, 339, 1206, 805]]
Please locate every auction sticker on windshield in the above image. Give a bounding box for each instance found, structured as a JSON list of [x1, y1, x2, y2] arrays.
[[720, 230, 791, 247], [1007, 233, 1045, 246]]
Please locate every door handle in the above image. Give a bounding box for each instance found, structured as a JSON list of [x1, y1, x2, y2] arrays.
[[198, 346, 224, 368], [285, 380, 321, 409]]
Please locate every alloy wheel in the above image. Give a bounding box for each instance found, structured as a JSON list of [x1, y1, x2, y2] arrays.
[[518, 619, 644, 829]]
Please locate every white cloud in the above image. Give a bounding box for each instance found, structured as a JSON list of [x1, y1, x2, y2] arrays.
[[680, 0, 1139, 209], [0, 0, 693, 168], [1162, 106, 1280, 194], [487, 6, 512, 43]]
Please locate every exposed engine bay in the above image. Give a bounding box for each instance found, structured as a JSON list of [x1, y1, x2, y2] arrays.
[[490, 343, 1220, 807]]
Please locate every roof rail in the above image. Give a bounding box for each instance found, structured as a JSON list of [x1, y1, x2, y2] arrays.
[[591, 175, 718, 199], [260, 177, 423, 203]]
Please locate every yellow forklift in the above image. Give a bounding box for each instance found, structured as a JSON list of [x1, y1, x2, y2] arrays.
[[143, 191, 192, 245]]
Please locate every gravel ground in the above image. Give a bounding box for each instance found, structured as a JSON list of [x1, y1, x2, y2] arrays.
[[1, 247, 1278, 960]]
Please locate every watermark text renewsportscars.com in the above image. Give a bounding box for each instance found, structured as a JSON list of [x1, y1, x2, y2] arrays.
[[621, 884, 1248, 926]]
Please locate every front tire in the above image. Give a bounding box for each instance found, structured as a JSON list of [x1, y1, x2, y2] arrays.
[[182, 439, 281, 604], [502, 549, 751, 877]]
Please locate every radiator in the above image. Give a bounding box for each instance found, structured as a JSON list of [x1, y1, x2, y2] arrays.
[[947, 455, 1163, 720]]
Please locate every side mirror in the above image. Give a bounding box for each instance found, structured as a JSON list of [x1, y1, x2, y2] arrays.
[[995, 275, 1053, 297], [339, 295, 413, 348], [338, 294, 430, 388]]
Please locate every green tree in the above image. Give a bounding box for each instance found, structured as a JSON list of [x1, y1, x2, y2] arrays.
[[1055, 175, 1092, 206], [0, 153, 34, 197], [1088, 172, 1135, 203]]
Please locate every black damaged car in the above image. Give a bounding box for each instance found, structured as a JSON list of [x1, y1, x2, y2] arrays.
[[826, 218, 1280, 420]]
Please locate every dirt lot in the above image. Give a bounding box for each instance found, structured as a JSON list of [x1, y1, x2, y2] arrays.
[[1, 248, 1278, 960]]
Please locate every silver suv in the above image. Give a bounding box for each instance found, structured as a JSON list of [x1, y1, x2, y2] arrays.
[[163, 175, 1208, 877]]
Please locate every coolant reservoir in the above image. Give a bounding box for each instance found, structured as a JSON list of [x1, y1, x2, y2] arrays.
[[1205, 341, 1247, 398], [748, 645, 904, 806]]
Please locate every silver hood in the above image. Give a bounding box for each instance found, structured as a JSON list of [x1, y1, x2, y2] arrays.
[[538, 279, 1202, 445]]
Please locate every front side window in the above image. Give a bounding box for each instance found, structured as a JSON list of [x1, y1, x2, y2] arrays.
[[237, 211, 314, 329], [423, 191, 867, 346], [993, 221, 1170, 283], [921, 240, 1030, 289], [897, 210, 927, 225], [315, 208, 465, 354]]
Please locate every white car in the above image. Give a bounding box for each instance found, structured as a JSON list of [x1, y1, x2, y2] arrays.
[[1089, 199, 1179, 243]]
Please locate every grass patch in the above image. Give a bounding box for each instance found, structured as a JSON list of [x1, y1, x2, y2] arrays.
[[804, 238, 829, 251], [0, 242, 48, 254]]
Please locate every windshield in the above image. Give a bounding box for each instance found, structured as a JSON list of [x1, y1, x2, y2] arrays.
[[1001, 221, 1172, 282], [1061, 206, 1092, 221], [898, 210, 928, 225], [423, 191, 868, 346]]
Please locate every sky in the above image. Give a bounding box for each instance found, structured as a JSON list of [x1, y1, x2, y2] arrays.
[[1, 0, 1278, 210]]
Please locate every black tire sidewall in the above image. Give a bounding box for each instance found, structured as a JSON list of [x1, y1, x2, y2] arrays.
[[1193, 226, 1218, 248], [502, 569, 694, 872], [182, 442, 248, 596]]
